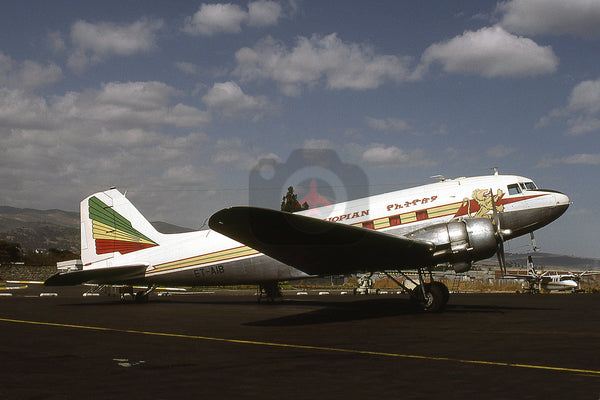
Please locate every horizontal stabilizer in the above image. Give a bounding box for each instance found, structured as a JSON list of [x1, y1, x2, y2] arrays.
[[209, 207, 434, 275], [44, 264, 148, 286]]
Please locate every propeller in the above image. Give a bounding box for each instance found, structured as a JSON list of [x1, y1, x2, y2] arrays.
[[490, 188, 507, 276]]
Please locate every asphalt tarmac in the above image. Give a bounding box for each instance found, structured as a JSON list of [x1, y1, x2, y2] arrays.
[[0, 286, 598, 399]]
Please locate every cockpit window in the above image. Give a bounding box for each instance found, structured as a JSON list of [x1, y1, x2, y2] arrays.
[[519, 181, 537, 191], [508, 183, 521, 195]]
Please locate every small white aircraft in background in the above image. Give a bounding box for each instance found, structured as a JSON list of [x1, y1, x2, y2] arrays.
[[508, 255, 597, 293], [45, 171, 570, 312]]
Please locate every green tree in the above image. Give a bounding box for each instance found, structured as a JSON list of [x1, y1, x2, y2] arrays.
[[0, 240, 23, 263], [281, 186, 309, 212]]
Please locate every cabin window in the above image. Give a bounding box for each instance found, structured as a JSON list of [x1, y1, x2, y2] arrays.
[[389, 215, 401, 226], [416, 210, 428, 221], [508, 183, 521, 195], [362, 221, 374, 230]]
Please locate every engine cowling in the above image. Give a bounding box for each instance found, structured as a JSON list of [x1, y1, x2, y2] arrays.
[[406, 219, 497, 272]]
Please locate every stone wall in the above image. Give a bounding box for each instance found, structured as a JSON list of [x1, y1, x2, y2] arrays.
[[0, 265, 57, 281]]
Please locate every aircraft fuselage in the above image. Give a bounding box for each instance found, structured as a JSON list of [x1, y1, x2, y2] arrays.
[[79, 173, 570, 286]]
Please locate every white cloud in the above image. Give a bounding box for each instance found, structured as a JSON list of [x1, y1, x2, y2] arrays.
[[365, 117, 411, 132], [248, 0, 282, 27], [361, 144, 435, 167], [485, 144, 516, 158], [68, 18, 163, 72], [562, 153, 600, 165], [46, 31, 66, 53], [234, 34, 412, 95], [96, 81, 179, 110], [0, 51, 62, 91], [183, 1, 281, 36], [565, 117, 600, 136], [17, 61, 63, 91], [0, 81, 209, 133], [183, 3, 247, 35], [538, 153, 600, 167], [84, 82, 208, 129], [303, 138, 335, 149], [567, 79, 600, 114], [0, 88, 56, 129], [211, 138, 275, 170], [538, 78, 600, 136], [420, 26, 558, 78], [0, 82, 217, 221], [174, 61, 198, 75], [498, 0, 600, 39], [202, 81, 269, 119]]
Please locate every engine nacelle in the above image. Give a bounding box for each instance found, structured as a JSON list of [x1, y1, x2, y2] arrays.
[[406, 219, 497, 272]]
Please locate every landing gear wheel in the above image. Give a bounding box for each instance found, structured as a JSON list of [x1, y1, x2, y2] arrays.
[[431, 281, 450, 306], [412, 282, 447, 313]]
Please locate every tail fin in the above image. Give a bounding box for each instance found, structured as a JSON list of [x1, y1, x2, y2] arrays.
[[80, 189, 163, 266]]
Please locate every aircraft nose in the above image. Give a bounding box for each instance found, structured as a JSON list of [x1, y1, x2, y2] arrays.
[[552, 191, 570, 217], [553, 191, 570, 208]]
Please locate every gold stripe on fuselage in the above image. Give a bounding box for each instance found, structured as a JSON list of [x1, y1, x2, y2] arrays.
[[148, 246, 260, 274]]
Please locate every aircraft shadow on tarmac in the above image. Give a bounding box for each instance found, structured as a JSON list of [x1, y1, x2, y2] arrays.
[[242, 298, 556, 327], [60, 296, 555, 326]]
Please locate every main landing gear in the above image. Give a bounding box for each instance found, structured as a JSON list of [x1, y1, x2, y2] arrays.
[[386, 268, 449, 313]]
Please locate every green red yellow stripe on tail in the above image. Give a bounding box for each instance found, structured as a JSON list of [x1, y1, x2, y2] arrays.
[[89, 196, 158, 255]]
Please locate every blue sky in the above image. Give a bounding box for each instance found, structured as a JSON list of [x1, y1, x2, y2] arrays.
[[0, 0, 598, 258]]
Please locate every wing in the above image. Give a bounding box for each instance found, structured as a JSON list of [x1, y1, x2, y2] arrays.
[[44, 264, 148, 286], [208, 207, 434, 275]]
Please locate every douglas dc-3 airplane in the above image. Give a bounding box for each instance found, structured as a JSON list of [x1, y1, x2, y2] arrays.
[[45, 171, 570, 312]]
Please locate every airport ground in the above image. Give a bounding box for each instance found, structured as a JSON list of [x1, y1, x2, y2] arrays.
[[0, 285, 598, 399]]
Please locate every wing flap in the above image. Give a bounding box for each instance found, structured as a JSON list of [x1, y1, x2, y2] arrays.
[[208, 207, 434, 275], [44, 264, 148, 286]]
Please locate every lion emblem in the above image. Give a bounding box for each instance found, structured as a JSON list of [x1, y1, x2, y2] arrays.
[[462, 188, 504, 219]]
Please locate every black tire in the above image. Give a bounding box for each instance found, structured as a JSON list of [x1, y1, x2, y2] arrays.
[[431, 281, 450, 307], [412, 283, 446, 313]]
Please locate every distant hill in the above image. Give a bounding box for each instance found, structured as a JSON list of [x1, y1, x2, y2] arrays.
[[0, 206, 80, 252], [0, 205, 192, 253]]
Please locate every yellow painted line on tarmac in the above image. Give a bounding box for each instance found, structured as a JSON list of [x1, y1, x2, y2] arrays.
[[0, 317, 599, 377]]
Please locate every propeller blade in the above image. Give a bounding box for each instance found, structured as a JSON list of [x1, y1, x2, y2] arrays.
[[496, 240, 506, 275], [490, 188, 502, 237], [490, 188, 506, 276]]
